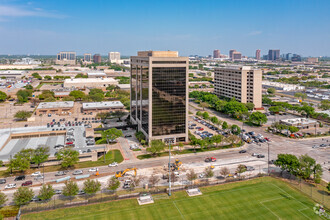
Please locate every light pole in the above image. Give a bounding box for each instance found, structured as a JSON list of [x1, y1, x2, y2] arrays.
[[166, 138, 174, 196], [43, 163, 45, 184], [105, 135, 109, 164], [267, 142, 270, 175]]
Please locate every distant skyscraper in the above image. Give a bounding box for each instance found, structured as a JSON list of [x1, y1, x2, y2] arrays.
[[213, 50, 220, 58], [108, 52, 121, 63], [256, 49, 261, 60], [232, 51, 242, 61], [93, 54, 102, 63], [268, 49, 280, 61], [229, 49, 236, 59], [56, 51, 76, 65], [84, 53, 92, 62]]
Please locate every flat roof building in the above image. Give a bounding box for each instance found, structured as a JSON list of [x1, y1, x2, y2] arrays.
[[213, 50, 220, 58], [56, 52, 76, 65], [93, 54, 102, 63], [280, 118, 318, 129], [130, 50, 188, 143], [108, 52, 121, 63], [82, 101, 124, 113], [36, 101, 74, 115], [63, 78, 118, 90], [214, 66, 262, 109], [84, 53, 92, 62]]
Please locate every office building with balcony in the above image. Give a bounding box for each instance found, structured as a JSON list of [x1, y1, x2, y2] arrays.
[[213, 50, 220, 58], [130, 51, 188, 143], [256, 49, 261, 60], [56, 52, 76, 65], [214, 66, 262, 109]]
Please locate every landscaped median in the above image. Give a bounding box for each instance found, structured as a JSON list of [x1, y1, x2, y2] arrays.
[[20, 177, 326, 220]]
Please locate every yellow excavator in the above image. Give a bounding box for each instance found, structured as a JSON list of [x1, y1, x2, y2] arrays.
[[115, 168, 137, 178], [168, 159, 182, 171]]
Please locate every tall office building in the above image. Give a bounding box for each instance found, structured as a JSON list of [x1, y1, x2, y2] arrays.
[[93, 54, 102, 63], [108, 52, 121, 63], [56, 51, 76, 65], [232, 52, 242, 61], [130, 51, 188, 143], [256, 49, 261, 60], [213, 50, 220, 58], [214, 66, 262, 109], [229, 49, 236, 59], [83, 53, 92, 62], [268, 49, 280, 61]]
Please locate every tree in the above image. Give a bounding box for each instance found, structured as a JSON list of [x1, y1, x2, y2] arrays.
[[222, 121, 228, 130], [0, 192, 7, 207], [107, 176, 120, 192], [274, 154, 300, 176], [196, 111, 203, 117], [267, 88, 276, 94], [62, 180, 79, 197], [204, 167, 214, 178], [62, 96, 76, 101], [32, 73, 42, 80], [69, 90, 85, 100], [249, 112, 268, 126], [298, 154, 316, 180], [24, 84, 33, 90], [147, 140, 166, 156], [148, 174, 160, 188], [202, 111, 209, 120], [14, 111, 32, 120], [75, 73, 88, 78], [294, 92, 307, 101], [38, 184, 54, 201], [0, 91, 7, 102], [210, 116, 219, 125], [220, 167, 230, 177], [83, 179, 101, 195], [89, 88, 104, 96], [231, 125, 241, 135], [199, 102, 209, 110], [288, 126, 299, 134], [226, 134, 240, 147], [8, 148, 33, 172], [211, 135, 223, 147], [38, 90, 55, 101], [129, 175, 142, 190], [320, 100, 330, 110], [89, 93, 104, 102], [13, 187, 34, 206], [245, 103, 255, 111], [31, 145, 50, 168], [223, 99, 248, 117], [111, 111, 127, 121], [56, 148, 79, 168], [44, 75, 52, 80], [16, 89, 32, 103], [106, 85, 116, 91], [236, 165, 247, 177], [268, 106, 281, 114], [101, 128, 123, 143], [327, 182, 330, 192], [312, 164, 322, 184], [186, 169, 197, 183]]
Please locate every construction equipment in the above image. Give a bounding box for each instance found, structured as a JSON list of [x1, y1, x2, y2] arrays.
[[167, 159, 182, 171], [205, 157, 216, 162], [115, 168, 137, 178]]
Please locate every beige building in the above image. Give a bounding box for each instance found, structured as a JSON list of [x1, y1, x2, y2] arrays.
[[307, 57, 318, 63], [36, 101, 74, 115], [214, 66, 262, 109], [56, 52, 76, 65], [82, 101, 124, 114], [130, 51, 188, 143], [63, 78, 118, 90]]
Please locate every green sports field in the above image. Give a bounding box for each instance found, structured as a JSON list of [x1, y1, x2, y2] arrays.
[[22, 177, 323, 220]]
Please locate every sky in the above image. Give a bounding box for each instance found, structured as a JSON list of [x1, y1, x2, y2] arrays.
[[0, 0, 329, 57]]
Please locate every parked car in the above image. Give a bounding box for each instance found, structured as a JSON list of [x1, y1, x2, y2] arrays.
[[88, 168, 98, 172], [239, 150, 247, 153], [257, 154, 265, 158], [5, 183, 16, 189], [31, 196, 41, 202], [246, 166, 255, 171], [73, 170, 83, 175], [124, 135, 132, 138], [34, 175, 44, 180], [0, 179, 6, 184], [31, 171, 41, 177], [21, 181, 33, 186], [108, 162, 118, 167], [54, 189, 62, 194], [55, 171, 66, 176], [14, 175, 25, 181], [251, 153, 259, 157], [77, 190, 85, 195]]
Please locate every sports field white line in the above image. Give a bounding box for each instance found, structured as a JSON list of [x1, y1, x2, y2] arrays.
[[271, 183, 309, 209], [259, 201, 281, 219], [173, 201, 185, 220], [298, 208, 312, 220]]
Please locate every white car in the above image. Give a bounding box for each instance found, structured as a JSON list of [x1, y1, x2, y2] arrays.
[[88, 168, 98, 172], [31, 171, 41, 177], [108, 162, 118, 167], [5, 183, 16, 189]]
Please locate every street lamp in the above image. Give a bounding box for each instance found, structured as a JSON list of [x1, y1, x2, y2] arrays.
[[165, 138, 174, 196], [105, 135, 109, 164], [267, 142, 270, 175]]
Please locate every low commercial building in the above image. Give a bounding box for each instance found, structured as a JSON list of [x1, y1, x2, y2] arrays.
[[0, 70, 27, 79], [262, 81, 305, 91], [36, 101, 74, 115], [280, 118, 318, 129], [87, 72, 106, 78], [117, 84, 130, 91], [82, 101, 124, 114], [63, 78, 118, 90]]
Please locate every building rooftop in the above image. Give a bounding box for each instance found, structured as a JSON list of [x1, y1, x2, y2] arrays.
[[117, 84, 130, 89], [280, 118, 317, 125], [64, 78, 117, 83], [37, 101, 74, 109], [137, 51, 179, 57], [82, 101, 124, 109]]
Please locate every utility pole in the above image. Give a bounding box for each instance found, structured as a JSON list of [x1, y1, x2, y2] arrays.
[[43, 163, 45, 184], [168, 140, 171, 196], [267, 143, 270, 175], [105, 135, 109, 164]]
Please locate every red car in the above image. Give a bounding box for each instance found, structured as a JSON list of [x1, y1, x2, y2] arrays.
[[21, 181, 32, 186], [265, 137, 270, 141], [198, 128, 204, 131], [66, 141, 73, 145]]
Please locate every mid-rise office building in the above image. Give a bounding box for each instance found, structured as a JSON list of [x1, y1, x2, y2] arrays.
[[256, 49, 261, 60], [232, 51, 242, 61], [84, 53, 92, 62], [213, 50, 220, 58], [56, 51, 76, 65], [214, 66, 262, 109], [130, 51, 188, 143], [268, 49, 280, 61], [229, 49, 236, 59], [93, 54, 102, 63], [108, 52, 121, 63]]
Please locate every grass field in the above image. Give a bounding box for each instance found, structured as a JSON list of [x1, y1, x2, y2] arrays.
[[22, 177, 323, 220]]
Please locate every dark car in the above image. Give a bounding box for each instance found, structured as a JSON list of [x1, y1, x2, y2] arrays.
[[14, 175, 26, 181], [124, 135, 132, 138], [257, 154, 265, 158], [0, 179, 6, 184], [239, 150, 247, 153], [21, 181, 32, 186]]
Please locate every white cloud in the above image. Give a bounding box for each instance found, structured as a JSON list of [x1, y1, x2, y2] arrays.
[[0, 5, 66, 20], [247, 30, 263, 36]]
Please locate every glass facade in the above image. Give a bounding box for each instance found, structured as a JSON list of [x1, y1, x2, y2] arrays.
[[152, 67, 186, 136], [141, 66, 149, 133], [130, 65, 137, 121]]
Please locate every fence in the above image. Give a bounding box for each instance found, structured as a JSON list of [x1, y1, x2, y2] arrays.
[[271, 172, 329, 209]]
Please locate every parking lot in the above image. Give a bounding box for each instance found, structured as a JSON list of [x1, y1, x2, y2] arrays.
[[189, 116, 218, 139]]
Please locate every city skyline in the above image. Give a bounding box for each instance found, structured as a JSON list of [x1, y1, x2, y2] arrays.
[[0, 0, 329, 56]]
